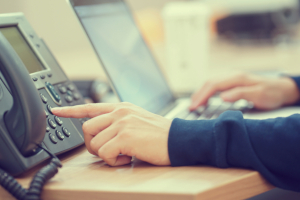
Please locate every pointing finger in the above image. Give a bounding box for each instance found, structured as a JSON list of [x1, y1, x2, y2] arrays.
[[51, 103, 118, 118]]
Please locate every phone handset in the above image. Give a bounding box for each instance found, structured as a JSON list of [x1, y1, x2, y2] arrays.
[[0, 32, 46, 156]]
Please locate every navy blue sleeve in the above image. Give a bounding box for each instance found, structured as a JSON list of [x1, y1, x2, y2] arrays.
[[168, 111, 300, 192], [290, 76, 300, 90], [289, 76, 300, 106]]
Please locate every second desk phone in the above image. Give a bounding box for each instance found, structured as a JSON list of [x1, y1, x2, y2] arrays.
[[0, 13, 87, 176]]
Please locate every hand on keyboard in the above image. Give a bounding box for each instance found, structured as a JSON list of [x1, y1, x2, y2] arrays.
[[189, 73, 300, 111]]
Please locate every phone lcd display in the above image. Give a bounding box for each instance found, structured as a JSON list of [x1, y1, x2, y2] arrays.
[[0, 26, 45, 74]]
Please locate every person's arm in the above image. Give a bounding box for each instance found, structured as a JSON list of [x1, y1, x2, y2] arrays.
[[169, 111, 300, 192]]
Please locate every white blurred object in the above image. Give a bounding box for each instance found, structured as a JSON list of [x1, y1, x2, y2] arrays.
[[203, 0, 298, 14], [162, 2, 211, 93]]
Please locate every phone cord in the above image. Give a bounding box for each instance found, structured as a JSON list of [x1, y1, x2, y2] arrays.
[[0, 146, 62, 200]]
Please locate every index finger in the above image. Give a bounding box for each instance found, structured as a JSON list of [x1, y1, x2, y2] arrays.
[[51, 103, 118, 118]]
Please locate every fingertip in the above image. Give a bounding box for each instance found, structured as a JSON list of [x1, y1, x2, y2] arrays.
[[189, 101, 199, 110], [51, 107, 61, 115], [188, 105, 195, 111]]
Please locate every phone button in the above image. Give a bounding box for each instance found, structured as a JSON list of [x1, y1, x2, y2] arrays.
[[54, 116, 63, 126], [46, 127, 50, 132], [45, 82, 61, 104], [47, 105, 53, 114], [48, 119, 57, 129], [58, 86, 67, 94], [45, 110, 49, 118], [67, 90, 73, 96], [73, 93, 80, 100], [32, 77, 38, 81], [56, 130, 65, 140], [65, 95, 73, 103], [67, 84, 75, 91], [62, 127, 71, 137], [49, 133, 58, 144], [40, 93, 48, 103]]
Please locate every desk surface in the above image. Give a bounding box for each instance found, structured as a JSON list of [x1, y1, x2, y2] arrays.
[[0, 146, 273, 200]]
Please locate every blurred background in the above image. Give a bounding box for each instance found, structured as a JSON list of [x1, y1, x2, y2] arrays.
[[1, 0, 300, 94]]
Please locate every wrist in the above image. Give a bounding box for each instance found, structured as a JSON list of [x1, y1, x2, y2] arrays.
[[281, 77, 300, 106]]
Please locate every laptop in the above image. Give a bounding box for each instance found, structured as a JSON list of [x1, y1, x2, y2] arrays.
[[67, 0, 256, 120]]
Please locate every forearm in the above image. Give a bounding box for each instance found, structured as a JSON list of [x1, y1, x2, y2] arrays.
[[168, 111, 300, 192]]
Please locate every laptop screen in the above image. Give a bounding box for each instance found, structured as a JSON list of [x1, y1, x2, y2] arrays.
[[71, 0, 174, 114]]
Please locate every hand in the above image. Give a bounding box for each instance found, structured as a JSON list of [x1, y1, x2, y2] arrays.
[[189, 73, 300, 111], [52, 103, 172, 166]]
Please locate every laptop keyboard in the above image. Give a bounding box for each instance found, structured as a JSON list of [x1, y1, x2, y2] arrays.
[[174, 98, 254, 120]]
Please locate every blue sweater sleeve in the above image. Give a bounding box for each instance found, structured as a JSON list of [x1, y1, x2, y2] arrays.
[[168, 111, 300, 192], [290, 76, 300, 106]]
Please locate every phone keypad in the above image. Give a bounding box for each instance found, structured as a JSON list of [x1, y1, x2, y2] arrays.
[[40, 82, 85, 145]]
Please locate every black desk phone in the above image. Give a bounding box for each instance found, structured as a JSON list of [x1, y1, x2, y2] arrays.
[[0, 13, 86, 176]]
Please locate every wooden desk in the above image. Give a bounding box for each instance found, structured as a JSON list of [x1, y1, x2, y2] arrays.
[[0, 146, 273, 200]]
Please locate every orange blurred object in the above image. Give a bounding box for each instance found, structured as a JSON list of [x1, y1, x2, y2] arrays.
[[134, 8, 165, 44]]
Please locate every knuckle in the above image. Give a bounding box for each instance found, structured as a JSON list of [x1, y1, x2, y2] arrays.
[[113, 107, 131, 116], [121, 147, 135, 157], [118, 130, 131, 140], [235, 73, 248, 82], [116, 115, 134, 127], [205, 80, 218, 90], [82, 121, 89, 133], [257, 85, 265, 97], [98, 147, 106, 159], [90, 138, 97, 151], [84, 103, 94, 117]]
